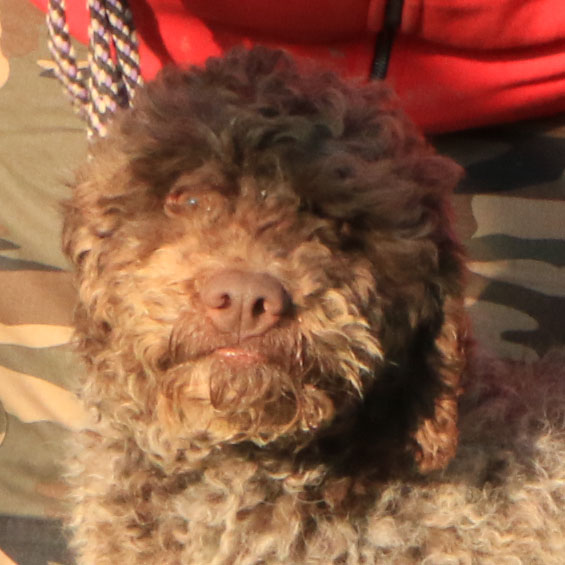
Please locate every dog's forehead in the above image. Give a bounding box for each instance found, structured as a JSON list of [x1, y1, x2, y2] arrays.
[[106, 54, 461, 231], [170, 163, 227, 190]]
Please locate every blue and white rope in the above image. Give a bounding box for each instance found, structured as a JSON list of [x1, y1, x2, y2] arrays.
[[46, 0, 143, 138]]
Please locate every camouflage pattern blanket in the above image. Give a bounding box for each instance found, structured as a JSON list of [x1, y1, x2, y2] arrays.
[[0, 2, 564, 564]]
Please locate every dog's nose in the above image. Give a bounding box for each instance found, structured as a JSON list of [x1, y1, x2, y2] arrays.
[[201, 269, 290, 339]]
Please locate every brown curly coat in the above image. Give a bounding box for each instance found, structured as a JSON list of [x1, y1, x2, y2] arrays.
[[62, 47, 483, 564]]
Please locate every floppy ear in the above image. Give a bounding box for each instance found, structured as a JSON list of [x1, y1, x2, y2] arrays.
[[62, 187, 105, 271], [410, 294, 469, 472], [393, 152, 468, 471], [62, 141, 133, 273]]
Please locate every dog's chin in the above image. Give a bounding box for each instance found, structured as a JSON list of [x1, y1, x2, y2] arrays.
[[157, 350, 337, 449]]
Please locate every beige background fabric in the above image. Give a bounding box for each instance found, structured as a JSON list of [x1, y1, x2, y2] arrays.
[[0, 0, 86, 523]]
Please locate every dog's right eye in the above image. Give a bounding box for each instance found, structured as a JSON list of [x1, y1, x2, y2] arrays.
[[166, 186, 202, 207], [164, 185, 226, 217]]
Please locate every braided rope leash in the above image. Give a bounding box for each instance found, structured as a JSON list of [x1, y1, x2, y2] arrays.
[[46, 0, 89, 115], [104, 0, 142, 100], [46, 0, 143, 138], [88, 0, 128, 136]]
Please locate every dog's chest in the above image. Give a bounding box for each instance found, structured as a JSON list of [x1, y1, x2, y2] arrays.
[[136, 459, 388, 565]]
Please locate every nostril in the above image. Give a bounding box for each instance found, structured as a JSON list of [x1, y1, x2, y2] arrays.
[[217, 293, 231, 309], [203, 289, 232, 310], [252, 297, 266, 318]]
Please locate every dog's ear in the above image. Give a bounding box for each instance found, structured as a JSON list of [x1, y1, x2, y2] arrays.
[[392, 152, 467, 472], [62, 187, 125, 272], [62, 143, 134, 272], [410, 295, 468, 472]]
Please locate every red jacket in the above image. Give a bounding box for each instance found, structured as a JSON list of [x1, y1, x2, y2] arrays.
[[31, 0, 565, 132]]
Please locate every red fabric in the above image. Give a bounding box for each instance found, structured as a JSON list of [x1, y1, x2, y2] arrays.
[[30, 0, 565, 132]]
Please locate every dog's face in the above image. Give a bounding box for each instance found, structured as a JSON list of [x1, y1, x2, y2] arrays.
[[64, 48, 464, 471]]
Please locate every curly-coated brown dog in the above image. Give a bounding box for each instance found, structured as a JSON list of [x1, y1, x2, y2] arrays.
[[63, 47, 471, 563]]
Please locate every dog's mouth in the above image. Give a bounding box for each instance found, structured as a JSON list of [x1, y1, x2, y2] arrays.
[[159, 340, 337, 437], [213, 347, 267, 365]]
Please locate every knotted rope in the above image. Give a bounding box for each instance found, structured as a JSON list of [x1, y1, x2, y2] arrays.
[[46, 0, 143, 138]]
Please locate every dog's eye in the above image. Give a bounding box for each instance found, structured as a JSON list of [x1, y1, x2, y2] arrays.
[[167, 188, 202, 207], [165, 185, 226, 217]]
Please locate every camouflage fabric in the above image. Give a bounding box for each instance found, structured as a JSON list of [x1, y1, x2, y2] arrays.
[[0, 1, 86, 563], [442, 120, 565, 361], [0, 2, 563, 564]]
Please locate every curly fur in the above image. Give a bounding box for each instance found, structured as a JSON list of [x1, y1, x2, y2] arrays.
[[61, 48, 565, 564]]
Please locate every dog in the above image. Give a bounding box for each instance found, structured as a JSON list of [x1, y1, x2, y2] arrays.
[[62, 47, 565, 564]]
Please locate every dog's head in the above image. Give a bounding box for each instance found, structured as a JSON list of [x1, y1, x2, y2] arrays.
[[64, 47, 465, 472]]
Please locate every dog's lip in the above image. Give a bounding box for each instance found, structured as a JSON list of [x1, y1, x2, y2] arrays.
[[214, 347, 266, 364]]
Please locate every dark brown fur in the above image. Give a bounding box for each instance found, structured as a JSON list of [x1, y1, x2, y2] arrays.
[[63, 47, 468, 564]]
